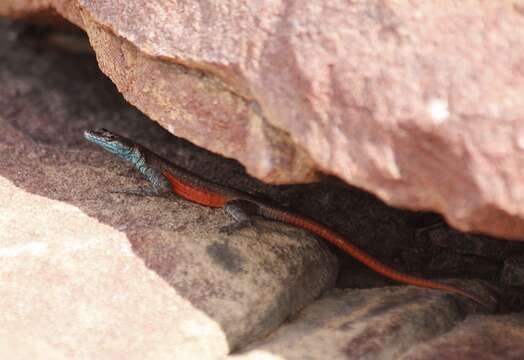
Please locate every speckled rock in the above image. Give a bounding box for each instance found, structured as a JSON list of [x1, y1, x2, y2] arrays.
[[401, 314, 524, 360], [235, 284, 512, 360]]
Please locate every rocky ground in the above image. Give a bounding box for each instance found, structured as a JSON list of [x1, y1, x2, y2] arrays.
[[1, 20, 524, 359]]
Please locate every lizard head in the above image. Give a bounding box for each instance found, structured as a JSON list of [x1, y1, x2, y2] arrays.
[[83, 129, 137, 159]]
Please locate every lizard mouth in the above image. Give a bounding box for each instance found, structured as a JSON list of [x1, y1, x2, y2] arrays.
[[84, 128, 117, 142], [84, 128, 114, 139], [83, 129, 96, 139], [83, 129, 104, 145], [83, 129, 99, 143]]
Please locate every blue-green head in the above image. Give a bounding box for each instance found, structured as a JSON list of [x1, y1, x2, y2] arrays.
[[83, 129, 138, 162]]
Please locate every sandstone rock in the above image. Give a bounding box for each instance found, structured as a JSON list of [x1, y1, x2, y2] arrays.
[[235, 284, 498, 360], [401, 314, 524, 360], [0, 177, 228, 359], [3, 1, 524, 240]]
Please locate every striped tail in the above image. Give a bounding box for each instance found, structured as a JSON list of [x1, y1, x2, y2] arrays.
[[257, 205, 492, 309]]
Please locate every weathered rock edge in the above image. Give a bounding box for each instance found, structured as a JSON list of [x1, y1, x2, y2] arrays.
[[3, 1, 524, 241]]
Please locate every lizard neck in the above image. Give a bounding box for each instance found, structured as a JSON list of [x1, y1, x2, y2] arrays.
[[120, 145, 160, 184]]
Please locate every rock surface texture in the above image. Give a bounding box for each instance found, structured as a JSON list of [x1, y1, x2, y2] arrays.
[[236, 287, 519, 360], [1, 19, 524, 360], [2, 1, 524, 239]]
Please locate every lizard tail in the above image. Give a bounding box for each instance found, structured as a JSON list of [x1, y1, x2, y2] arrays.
[[257, 205, 494, 310]]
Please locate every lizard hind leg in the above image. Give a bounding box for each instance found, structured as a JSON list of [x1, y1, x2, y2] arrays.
[[220, 200, 256, 235]]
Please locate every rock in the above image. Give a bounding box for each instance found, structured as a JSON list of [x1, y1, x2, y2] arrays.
[[401, 314, 524, 360], [235, 284, 498, 360], [423, 226, 524, 260], [0, 22, 338, 356], [0, 177, 228, 359], [3, 1, 524, 240]]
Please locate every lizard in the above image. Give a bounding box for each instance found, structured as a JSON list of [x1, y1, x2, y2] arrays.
[[83, 128, 494, 309]]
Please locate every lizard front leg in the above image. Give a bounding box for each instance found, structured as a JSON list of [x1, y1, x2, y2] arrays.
[[110, 172, 175, 198]]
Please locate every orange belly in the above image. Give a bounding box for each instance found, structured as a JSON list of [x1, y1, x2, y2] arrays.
[[163, 170, 228, 208]]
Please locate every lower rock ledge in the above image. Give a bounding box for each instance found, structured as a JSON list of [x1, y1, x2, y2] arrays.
[[233, 284, 523, 360]]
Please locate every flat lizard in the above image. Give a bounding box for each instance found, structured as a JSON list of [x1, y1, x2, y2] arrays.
[[84, 128, 493, 309]]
